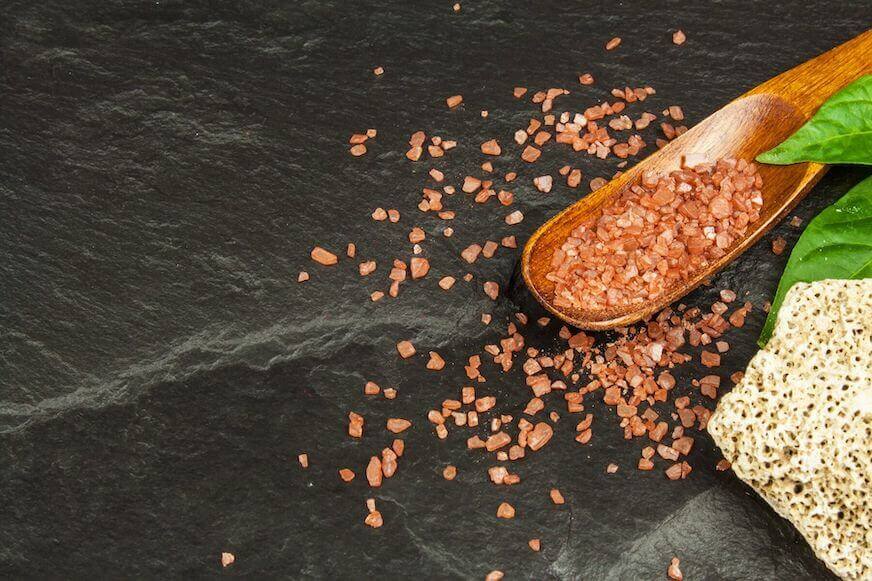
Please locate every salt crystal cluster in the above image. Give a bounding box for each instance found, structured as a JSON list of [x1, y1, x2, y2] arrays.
[[549, 158, 763, 311]]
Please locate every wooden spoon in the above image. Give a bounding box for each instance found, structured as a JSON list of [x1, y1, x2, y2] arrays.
[[521, 29, 872, 330]]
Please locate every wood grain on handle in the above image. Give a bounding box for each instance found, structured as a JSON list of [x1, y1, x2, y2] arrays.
[[750, 28, 872, 117]]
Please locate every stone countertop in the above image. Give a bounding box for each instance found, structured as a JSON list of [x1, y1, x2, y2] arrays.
[[1, 1, 869, 578]]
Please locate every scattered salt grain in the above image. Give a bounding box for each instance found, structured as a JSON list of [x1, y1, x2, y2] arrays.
[[386, 418, 412, 433], [771, 236, 787, 255], [483, 281, 500, 300], [397, 340, 416, 359], [605, 37, 622, 51], [496, 502, 515, 519], [427, 351, 446, 370], [534, 175, 553, 192], [549, 488, 565, 505], [505, 210, 524, 225], [311, 246, 338, 266], [481, 139, 501, 155]]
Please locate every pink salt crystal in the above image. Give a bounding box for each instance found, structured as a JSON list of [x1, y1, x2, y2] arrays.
[[701, 351, 720, 368], [534, 175, 553, 193], [709, 197, 731, 219], [359, 261, 376, 276], [463, 176, 482, 193], [297, 271, 309, 282], [221, 552, 235, 568], [427, 351, 446, 370], [409, 227, 426, 243], [505, 210, 524, 225], [527, 422, 554, 451], [482, 240, 499, 258], [396, 340, 416, 359], [673, 436, 694, 456], [410, 257, 430, 279], [483, 281, 500, 300], [372, 207, 388, 221], [439, 276, 456, 290], [461, 244, 483, 263], [488, 466, 508, 484], [521, 145, 541, 162], [485, 432, 511, 451], [772, 236, 787, 255], [366, 456, 383, 487], [386, 418, 412, 433], [409, 131, 426, 147], [589, 177, 607, 190], [481, 139, 501, 155], [311, 246, 338, 266], [668, 558, 683, 580]]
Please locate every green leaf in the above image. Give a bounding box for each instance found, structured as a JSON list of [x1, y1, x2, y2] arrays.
[[758, 175, 872, 346], [757, 75, 872, 165]]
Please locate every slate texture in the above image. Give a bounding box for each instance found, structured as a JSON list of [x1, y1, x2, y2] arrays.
[[1, 1, 869, 578]]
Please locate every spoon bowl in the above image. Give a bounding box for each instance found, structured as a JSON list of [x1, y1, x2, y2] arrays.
[[522, 29, 871, 329]]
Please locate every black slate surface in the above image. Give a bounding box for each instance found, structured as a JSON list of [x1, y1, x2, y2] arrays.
[[1, 1, 869, 578]]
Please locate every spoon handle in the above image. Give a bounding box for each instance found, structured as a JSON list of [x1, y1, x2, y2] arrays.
[[750, 28, 872, 118]]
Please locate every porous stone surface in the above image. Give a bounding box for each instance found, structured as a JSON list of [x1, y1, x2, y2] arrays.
[[709, 279, 872, 580]]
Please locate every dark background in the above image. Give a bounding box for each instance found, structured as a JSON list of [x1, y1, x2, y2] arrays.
[[1, 1, 869, 578]]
